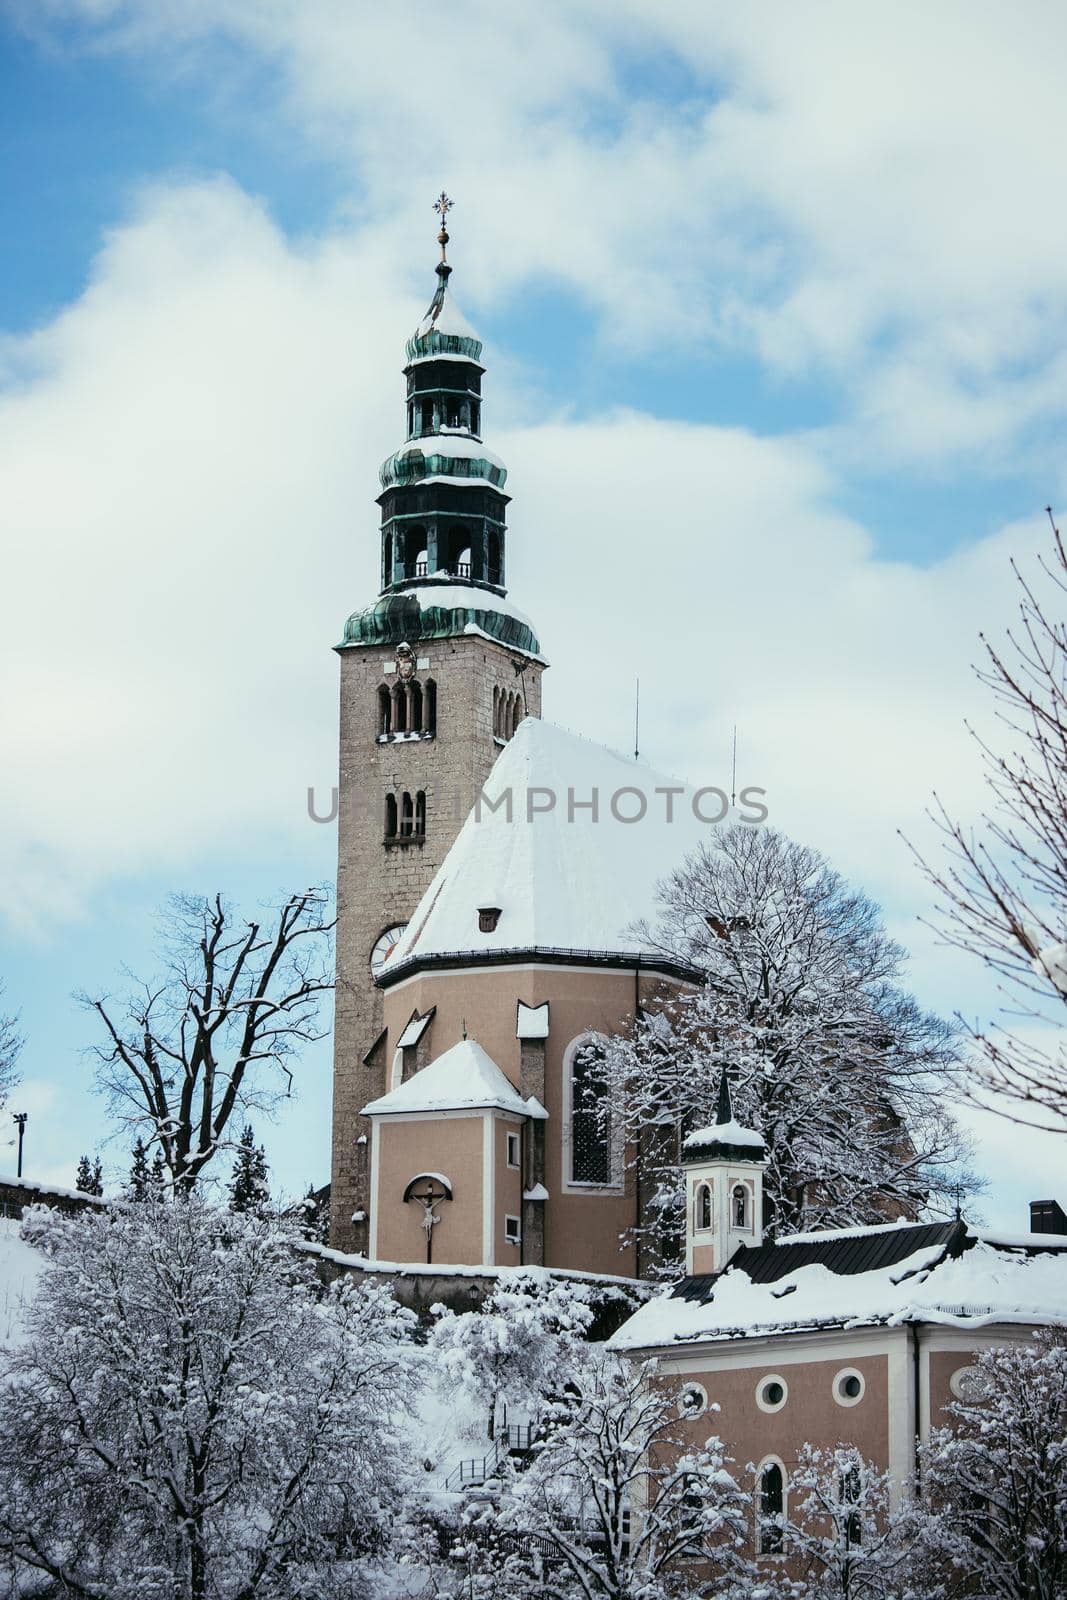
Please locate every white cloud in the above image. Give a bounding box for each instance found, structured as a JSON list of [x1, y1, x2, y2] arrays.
[[18, 0, 1067, 466], [0, 174, 1042, 958]]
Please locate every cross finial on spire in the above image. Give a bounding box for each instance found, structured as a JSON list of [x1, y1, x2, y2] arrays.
[[715, 1066, 733, 1126], [433, 191, 453, 264]]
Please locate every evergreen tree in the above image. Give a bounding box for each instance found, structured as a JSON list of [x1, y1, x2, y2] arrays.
[[126, 1140, 149, 1201], [148, 1148, 167, 1200], [75, 1157, 104, 1197], [300, 1183, 330, 1244], [229, 1125, 269, 1213]]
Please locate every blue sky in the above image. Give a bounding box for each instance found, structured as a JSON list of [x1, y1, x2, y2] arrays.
[[2, 1, 1066, 1223]]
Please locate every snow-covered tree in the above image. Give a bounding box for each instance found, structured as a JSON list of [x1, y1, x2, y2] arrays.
[[599, 826, 971, 1269], [148, 1145, 168, 1198], [429, 1270, 595, 1439], [126, 1136, 150, 1200], [228, 1122, 270, 1212], [467, 1354, 755, 1599], [75, 1153, 103, 1195], [918, 1333, 1067, 1600], [778, 1445, 928, 1600], [912, 512, 1067, 1136], [0, 983, 21, 1113], [81, 888, 333, 1192], [0, 1198, 415, 1600], [298, 1182, 331, 1245]]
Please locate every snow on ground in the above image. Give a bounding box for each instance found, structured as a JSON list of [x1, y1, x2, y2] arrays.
[[0, 1217, 44, 1348]]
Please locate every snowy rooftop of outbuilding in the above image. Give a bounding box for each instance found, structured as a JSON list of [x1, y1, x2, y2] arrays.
[[384, 718, 717, 977], [609, 1219, 1067, 1351], [361, 1038, 546, 1119]]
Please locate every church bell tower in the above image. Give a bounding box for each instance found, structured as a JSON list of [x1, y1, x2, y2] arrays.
[[330, 196, 546, 1253]]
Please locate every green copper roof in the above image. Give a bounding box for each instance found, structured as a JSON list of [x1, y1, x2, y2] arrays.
[[338, 587, 542, 656], [405, 326, 483, 364], [379, 441, 507, 491]]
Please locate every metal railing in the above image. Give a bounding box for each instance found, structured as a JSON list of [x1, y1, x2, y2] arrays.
[[441, 1424, 536, 1492]]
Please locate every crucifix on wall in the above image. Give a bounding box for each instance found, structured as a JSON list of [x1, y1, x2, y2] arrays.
[[402, 1173, 453, 1263]]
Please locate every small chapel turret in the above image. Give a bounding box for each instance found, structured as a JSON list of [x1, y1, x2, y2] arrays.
[[329, 196, 545, 1253], [682, 1069, 767, 1276]]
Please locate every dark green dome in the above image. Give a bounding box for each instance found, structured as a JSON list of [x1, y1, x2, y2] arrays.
[[338, 585, 542, 657]]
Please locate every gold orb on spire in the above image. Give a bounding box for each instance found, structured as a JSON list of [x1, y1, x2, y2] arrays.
[[433, 190, 453, 261]]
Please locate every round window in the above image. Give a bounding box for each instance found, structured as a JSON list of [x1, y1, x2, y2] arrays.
[[756, 1374, 788, 1412], [950, 1365, 985, 1401], [833, 1368, 865, 1407], [678, 1382, 708, 1418]]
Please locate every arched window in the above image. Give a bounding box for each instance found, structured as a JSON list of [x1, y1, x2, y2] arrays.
[[511, 695, 522, 736], [424, 680, 437, 735], [567, 1036, 611, 1187], [446, 398, 461, 428], [384, 793, 398, 839], [695, 1183, 712, 1232], [392, 683, 407, 734], [470, 401, 481, 434], [757, 1461, 785, 1555], [404, 525, 427, 578], [377, 685, 392, 736], [400, 792, 414, 837], [492, 686, 500, 738], [383, 530, 393, 588], [410, 680, 423, 733], [420, 398, 433, 434], [733, 1185, 748, 1228], [442, 526, 470, 577], [415, 790, 426, 836], [488, 529, 501, 586]]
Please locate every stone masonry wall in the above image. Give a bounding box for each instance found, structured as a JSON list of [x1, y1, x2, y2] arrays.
[[330, 630, 544, 1253]]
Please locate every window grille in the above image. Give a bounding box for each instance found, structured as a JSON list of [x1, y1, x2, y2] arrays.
[[571, 1041, 610, 1184]]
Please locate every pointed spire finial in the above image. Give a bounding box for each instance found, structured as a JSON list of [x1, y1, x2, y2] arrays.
[[715, 1067, 733, 1126], [433, 191, 454, 270]]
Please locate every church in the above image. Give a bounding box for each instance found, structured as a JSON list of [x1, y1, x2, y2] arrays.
[[329, 198, 722, 1276]]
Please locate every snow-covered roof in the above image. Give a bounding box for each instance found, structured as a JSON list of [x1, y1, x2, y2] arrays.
[[388, 434, 506, 469], [609, 1221, 1067, 1351], [516, 1001, 550, 1040], [362, 1038, 547, 1119], [385, 718, 716, 977], [414, 282, 481, 345], [684, 1120, 765, 1153]]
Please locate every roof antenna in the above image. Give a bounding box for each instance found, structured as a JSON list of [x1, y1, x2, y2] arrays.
[[461, 1017, 468, 1041], [634, 677, 640, 762], [730, 724, 738, 809]]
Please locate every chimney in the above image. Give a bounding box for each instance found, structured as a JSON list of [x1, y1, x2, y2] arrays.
[[1029, 1199, 1067, 1235]]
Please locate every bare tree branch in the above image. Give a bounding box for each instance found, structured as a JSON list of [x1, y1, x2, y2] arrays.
[[79, 888, 335, 1191], [908, 509, 1067, 1135]]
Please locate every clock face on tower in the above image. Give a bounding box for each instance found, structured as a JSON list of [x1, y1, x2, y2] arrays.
[[370, 924, 408, 976]]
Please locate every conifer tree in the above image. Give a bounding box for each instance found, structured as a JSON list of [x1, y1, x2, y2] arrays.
[[74, 1155, 102, 1196], [126, 1139, 149, 1201], [148, 1148, 167, 1200], [229, 1125, 269, 1213]]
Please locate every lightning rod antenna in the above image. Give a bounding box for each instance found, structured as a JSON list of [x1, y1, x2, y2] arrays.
[[634, 678, 640, 761]]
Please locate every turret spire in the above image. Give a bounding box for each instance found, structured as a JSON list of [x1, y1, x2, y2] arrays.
[[715, 1066, 733, 1126]]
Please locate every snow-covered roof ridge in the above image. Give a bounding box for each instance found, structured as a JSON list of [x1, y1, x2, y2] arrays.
[[609, 1221, 1067, 1351], [361, 1038, 543, 1119], [385, 718, 720, 976], [683, 1119, 765, 1152]]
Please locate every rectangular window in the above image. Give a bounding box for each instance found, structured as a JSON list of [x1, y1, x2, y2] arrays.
[[504, 1214, 521, 1245], [506, 1132, 520, 1169]]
